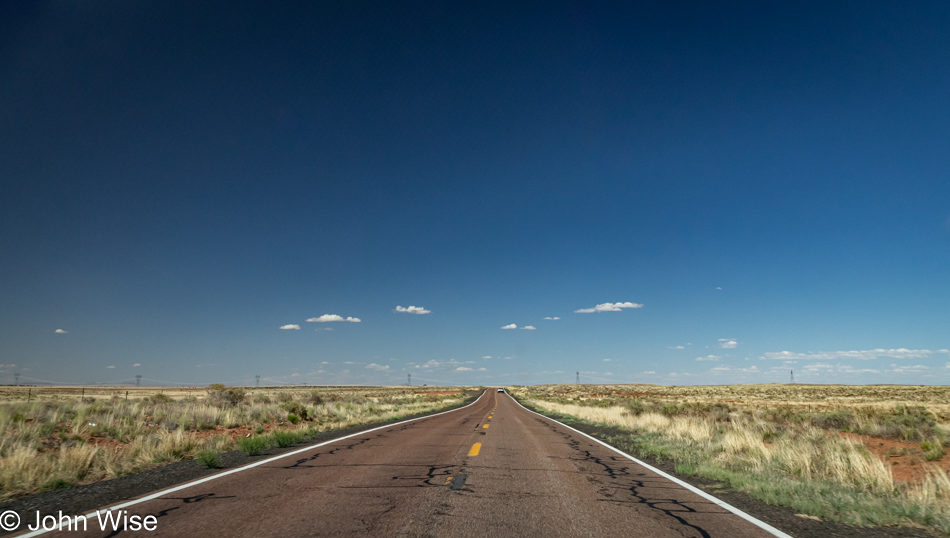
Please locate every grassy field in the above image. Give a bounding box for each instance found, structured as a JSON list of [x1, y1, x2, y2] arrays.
[[513, 384, 950, 535], [0, 385, 473, 500]]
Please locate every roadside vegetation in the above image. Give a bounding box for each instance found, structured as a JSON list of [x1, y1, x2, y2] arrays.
[[0, 385, 470, 500], [514, 384, 950, 535]]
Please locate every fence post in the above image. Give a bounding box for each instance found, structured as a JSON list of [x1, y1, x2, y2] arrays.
[[27, 388, 31, 403]]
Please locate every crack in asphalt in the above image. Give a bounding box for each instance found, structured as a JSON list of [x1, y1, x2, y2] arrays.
[[282, 434, 385, 469], [536, 417, 714, 538]]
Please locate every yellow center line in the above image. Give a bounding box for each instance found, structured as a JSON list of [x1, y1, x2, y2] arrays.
[[469, 442, 482, 456], [483, 424, 489, 429]]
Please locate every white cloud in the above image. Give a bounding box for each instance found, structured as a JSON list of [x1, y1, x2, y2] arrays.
[[501, 324, 517, 329], [522, 325, 536, 330], [482, 356, 492, 359], [321, 361, 329, 365], [54, 329, 67, 334], [889, 364, 930, 374], [574, 302, 644, 313], [642, 371, 655, 375], [365, 363, 389, 371], [939, 349, 950, 354], [718, 339, 738, 349], [603, 359, 611, 362], [456, 366, 473, 371], [478, 367, 487, 371], [291, 373, 300, 377], [543, 317, 560, 320], [307, 315, 361, 323], [761, 348, 939, 361], [695, 355, 721, 361], [279, 324, 301, 330], [395, 305, 431, 315], [132, 363, 141, 367], [711, 365, 758, 373], [669, 345, 685, 350], [715, 286, 722, 290], [106, 365, 115, 369]]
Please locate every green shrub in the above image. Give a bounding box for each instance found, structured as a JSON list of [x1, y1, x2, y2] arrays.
[[306, 391, 324, 405], [272, 430, 296, 448], [237, 435, 270, 456], [195, 450, 221, 468], [287, 414, 300, 425], [921, 440, 945, 461], [280, 401, 308, 421], [207, 384, 246, 407]]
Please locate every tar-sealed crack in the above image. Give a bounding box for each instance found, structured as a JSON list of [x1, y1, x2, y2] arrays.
[[536, 416, 714, 537]]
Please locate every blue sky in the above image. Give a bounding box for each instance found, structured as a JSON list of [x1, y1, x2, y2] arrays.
[[2, 2, 949, 386]]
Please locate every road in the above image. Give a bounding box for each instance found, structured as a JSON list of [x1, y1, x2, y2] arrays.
[[22, 390, 783, 537]]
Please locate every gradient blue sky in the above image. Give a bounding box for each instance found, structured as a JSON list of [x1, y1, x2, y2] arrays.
[[2, 1, 949, 386]]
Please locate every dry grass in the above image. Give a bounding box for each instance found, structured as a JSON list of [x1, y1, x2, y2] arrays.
[[516, 384, 950, 534], [0, 385, 472, 500]]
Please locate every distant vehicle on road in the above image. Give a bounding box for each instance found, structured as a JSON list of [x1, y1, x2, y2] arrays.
[[497, 388, 504, 392]]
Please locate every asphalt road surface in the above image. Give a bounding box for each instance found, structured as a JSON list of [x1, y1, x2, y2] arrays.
[[21, 391, 783, 537]]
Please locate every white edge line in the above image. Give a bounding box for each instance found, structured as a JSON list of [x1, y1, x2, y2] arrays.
[[15, 390, 488, 537], [508, 395, 794, 538]]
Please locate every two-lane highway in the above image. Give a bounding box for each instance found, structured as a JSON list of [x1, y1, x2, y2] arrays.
[[22, 390, 785, 537]]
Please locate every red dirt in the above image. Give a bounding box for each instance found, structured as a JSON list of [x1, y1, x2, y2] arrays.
[[839, 432, 949, 483]]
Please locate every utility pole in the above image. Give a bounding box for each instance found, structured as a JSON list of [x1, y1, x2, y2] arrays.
[[790, 370, 794, 384], [256, 375, 260, 387], [14, 372, 19, 386], [576, 371, 579, 384], [407, 373, 411, 386], [135, 374, 142, 387]]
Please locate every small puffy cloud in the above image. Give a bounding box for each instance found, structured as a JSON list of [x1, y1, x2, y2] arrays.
[[343, 361, 355, 365], [365, 363, 389, 371], [279, 324, 301, 330], [54, 329, 68, 334], [395, 305, 431, 315], [695, 355, 721, 361], [132, 363, 141, 367], [543, 317, 560, 320], [574, 302, 643, 313], [716, 286, 722, 290], [939, 349, 950, 354], [603, 359, 611, 362], [669, 345, 685, 350], [106, 365, 115, 369], [456, 366, 473, 371], [291, 373, 300, 377], [482, 356, 492, 359], [501, 324, 517, 330], [522, 325, 536, 330], [718, 339, 738, 349], [642, 371, 655, 375], [307, 315, 361, 323]]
